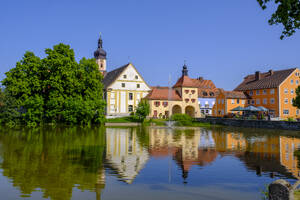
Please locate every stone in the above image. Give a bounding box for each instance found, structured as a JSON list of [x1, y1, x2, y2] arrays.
[[269, 179, 293, 200]]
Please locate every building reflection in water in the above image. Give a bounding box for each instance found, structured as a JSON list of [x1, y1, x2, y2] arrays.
[[106, 127, 300, 183], [105, 128, 149, 184]]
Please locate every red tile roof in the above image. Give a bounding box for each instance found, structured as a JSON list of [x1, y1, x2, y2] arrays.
[[234, 68, 296, 91], [222, 91, 249, 99], [144, 87, 182, 101], [173, 75, 198, 88]]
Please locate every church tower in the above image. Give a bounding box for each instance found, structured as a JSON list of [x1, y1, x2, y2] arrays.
[[94, 34, 107, 75]]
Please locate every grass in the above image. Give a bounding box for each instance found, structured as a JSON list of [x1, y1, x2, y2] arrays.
[[106, 117, 139, 123]]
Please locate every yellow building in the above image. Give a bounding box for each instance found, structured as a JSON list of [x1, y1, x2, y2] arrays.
[[94, 36, 151, 116]]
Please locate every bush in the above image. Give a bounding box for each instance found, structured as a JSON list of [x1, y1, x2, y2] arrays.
[[171, 114, 193, 126]]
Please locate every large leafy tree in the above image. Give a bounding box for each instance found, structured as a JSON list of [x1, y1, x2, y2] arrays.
[[1, 43, 105, 125], [135, 99, 150, 122], [257, 0, 300, 39]]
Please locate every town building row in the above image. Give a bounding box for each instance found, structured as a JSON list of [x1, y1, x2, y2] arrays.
[[94, 36, 300, 119]]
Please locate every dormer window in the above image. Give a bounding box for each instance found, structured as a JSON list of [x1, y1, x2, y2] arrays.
[[203, 92, 208, 96], [123, 75, 127, 79], [209, 92, 214, 96]]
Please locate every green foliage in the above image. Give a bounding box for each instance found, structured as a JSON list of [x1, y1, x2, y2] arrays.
[[171, 113, 193, 126], [135, 99, 150, 122], [106, 116, 140, 123], [293, 86, 300, 109], [1, 43, 106, 125], [257, 0, 300, 39]]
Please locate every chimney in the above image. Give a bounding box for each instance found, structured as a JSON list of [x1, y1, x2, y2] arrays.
[[269, 69, 274, 76], [198, 77, 203, 81], [255, 71, 261, 81]]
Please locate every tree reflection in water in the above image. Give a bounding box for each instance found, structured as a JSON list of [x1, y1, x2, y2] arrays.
[[0, 126, 300, 200]]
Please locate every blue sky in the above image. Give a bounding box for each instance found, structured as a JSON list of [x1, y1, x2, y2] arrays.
[[1, 0, 299, 90]]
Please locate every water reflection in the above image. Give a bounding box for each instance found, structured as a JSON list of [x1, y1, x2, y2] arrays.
[[0, 126, 300, 199]]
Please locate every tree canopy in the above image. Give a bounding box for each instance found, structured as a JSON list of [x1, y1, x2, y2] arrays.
[[257, 0, 300, 39], [1, 43, 106, 125]]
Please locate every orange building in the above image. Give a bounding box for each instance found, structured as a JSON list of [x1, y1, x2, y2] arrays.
[[213, 90, 248, 117], [213, 68, 300, 119]]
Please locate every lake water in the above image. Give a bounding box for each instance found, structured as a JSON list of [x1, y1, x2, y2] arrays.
[[0, 126, 300, 200]]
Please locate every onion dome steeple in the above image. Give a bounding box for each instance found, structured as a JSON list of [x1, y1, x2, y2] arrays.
[[182, 62, 188, 76], [94, 34, 107, 59]]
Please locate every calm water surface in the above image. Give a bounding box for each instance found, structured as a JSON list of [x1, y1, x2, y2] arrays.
[[0, 126, 300, 200]]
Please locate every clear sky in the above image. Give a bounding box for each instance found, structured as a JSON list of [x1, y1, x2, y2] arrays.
[[1, 0, 299, 90]]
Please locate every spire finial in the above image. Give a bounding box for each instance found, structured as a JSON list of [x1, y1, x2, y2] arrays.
[[182, 61, 188, 76], [98, 33, 103, 49]]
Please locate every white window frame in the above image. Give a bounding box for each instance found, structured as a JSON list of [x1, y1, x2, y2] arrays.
[[284, 88, 288, 94], [283, 109, 289, 115], [256, 99, 260, 105], [241, 100, 245, 104], [231, 99, 235, 104], [284, 98, 288, 104], [291, 89, 294, 94]]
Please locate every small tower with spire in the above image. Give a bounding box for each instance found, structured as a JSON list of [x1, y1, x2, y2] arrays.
[[182, 61, 188, 76], [94, 34, 107, 75]]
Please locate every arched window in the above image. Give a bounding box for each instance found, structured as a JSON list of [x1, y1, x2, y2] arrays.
[[209, 92, 214, 96], [203, 92, 208, 96], [128, 105, 133, 112]]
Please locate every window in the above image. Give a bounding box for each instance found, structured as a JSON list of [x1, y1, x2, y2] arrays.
[[153, 110, 157, 117], [135, 75, 138, 79], [221, 99, 224, 104], [237, 99, 240, 104], [163, 102, 168, 107], [256, 99, 260, 104], [263, 98, 267, 104], [185, 90, 189, 94], [231, 99, 235, 104], [248, 100, 250, 104], [251, 100, 255, 104], [270, 98, 275, 104], [284, 88, 288, 94], [291, 79, 294, 84], [154, 101, 160, 107], [191, 90, 195, 94], [270, 89, 275, 94], [297, 80, 299, 85], [256, 90, 260, 95], [129, 93, 133, 100], [242, 100, 245, 104], [221, 110, 224, 115], [122, 83, 125, 87], [291, 99, 294, 104], [297, 110, 300, 115], [263, 90, 267, 95], [218, 99, 221, 104], [283, 109, 289, 115], [111, 92, 115, 99], [249, 91, 253, 96], [123, 75, 127, 79], [291, 89, 294, 94], [284, 98, 288, 104], [137, 84, 140, 88], [185, 99, 189, 103], [203, 92, 208, 96], [128, 105, 133, 112], [191, 99, 196, 103], [209, 92, 214, 96]]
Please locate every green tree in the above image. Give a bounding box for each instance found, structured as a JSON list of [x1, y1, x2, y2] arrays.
[[1, 43, 106, 125], [293, 86, 300, 109], [135, 99, 150, 122], [257, 0, 300, 39]]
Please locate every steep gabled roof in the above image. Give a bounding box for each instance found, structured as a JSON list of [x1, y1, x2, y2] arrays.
[[173, 75, 198, 88], [144, 86, 182, 101], [234, 68, 296, 91], [103, 63, 130, 89]]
